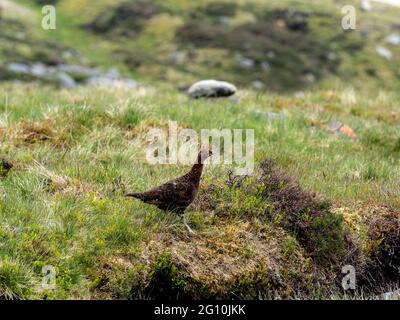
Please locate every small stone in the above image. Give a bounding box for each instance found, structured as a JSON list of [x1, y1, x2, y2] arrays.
[[86, 76, 137, 88], [376, 46, 393, 60], [361, 0, 372, 11], [105, 68, 120, 79], [326, 122, 343, 132], [386, 34, 400, 46], [188, 80, 237, 99], [55, 72, 77, 88], [252, 80, 265, 90], [6, 63, 30, 74], [86, 67, 137, 88], [237, 57, 254, 69], [30, 63, 50, 78]]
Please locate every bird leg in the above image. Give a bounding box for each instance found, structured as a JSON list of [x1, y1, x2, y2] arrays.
[[182, 214, 195, 235]]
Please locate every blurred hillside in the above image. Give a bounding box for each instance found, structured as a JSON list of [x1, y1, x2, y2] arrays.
[[1, 0, 400, 91]]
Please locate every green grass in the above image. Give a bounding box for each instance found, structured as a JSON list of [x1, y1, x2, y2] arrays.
[[0, 82, 399, 299]]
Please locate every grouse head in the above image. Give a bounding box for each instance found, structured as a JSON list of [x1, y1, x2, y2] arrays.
[[197, 147, 213, 164]]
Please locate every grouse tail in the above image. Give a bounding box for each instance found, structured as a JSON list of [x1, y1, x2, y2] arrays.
[[125, 192, 145, 200]]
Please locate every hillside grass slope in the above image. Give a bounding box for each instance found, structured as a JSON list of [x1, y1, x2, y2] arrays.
[[1, 83, 399, 299], [0, 0, 399, 299]]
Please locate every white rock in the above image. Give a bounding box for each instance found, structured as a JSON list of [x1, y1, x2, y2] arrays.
[[86, 76, 137, 88], [376, 46, 393, 60], [237, 57, 254, 69], [105, 68, 120, 79], [386, 34, 400, 45], [6, 63, 30, 74], [252, 80, 265, 90], [55, 72, 76, 88], [188, 80, 237, 98], [361, 0, 372, 11], [30, 63, 50, 78]]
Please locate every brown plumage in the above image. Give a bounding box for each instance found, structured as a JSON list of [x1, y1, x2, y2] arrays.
[[126, 148, 213, 233]]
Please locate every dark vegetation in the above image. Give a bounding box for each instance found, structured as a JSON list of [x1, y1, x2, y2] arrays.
[[84, 0, 162, 37], [363, 209, 400, 285], [0, 158, 13, 177], [80, 0, 368, 90], [176, 5, 364, 89]]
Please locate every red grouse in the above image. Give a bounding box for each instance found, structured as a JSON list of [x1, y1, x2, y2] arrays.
[[126, 148, 213, 234]]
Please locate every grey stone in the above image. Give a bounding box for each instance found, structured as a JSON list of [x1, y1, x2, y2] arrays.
[[55, 72, 77, 88], [252, 80, 265, 90], [326, 121, 343, 132], [30, 63, 50, 78], [85, 67, 137, 88], [6, 63, 30, 74], [188, 80, 237, 99], [376, 46, 393, 60], [237, 57, 254, 69], [386, 34, 400, 46], [361, 0, 372, 11], [105, 68, 120, 79], [86, 76, 137, 88]]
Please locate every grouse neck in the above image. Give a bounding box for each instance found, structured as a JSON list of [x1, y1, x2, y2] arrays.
[[189, 163, 204, 179]]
